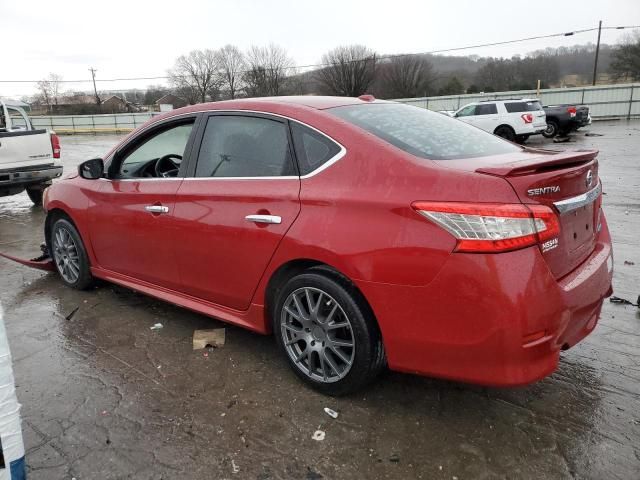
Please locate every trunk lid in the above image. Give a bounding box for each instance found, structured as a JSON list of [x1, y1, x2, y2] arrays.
[[439, 149, 601, 279]]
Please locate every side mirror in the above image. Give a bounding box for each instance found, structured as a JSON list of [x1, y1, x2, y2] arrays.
[[78, 158, 104, 180]]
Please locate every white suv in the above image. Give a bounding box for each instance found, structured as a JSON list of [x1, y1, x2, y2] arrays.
[[452, 98, 547, 143]]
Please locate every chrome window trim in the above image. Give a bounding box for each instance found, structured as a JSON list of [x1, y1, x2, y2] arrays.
[[107, 109, 347, 181], [553, 182, 602, 215]]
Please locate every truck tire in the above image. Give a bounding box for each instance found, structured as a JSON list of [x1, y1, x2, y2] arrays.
[[542, 120, 559, 138], [26, 187, 44, 206], [494, 125, 516, 142]]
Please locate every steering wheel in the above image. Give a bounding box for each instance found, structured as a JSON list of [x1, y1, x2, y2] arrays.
[[155, 154, 182, 178]]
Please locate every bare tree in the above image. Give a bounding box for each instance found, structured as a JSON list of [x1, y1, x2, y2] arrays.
[[243, 44, 295, 97], [380, 55, 436, 98], [168, 50, 219, 104], [611, 32, 640, 81], [215, 45, 245, 99], [316, 45, 377, 96], [35, 73, 63, 112]]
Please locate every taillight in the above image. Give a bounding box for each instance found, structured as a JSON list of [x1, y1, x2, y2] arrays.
[[521, 113, 533, 124], [567, 106, 577, 117], [412, 202, 560, 253], [50, 133, 61, 159]]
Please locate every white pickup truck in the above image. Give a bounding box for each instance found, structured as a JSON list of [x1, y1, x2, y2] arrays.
[[0, 100, 62, 205]]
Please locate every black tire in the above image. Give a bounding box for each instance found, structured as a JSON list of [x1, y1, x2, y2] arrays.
[[542, 120, 559, 138], [273, 268, 385, 395], [50, 217, 94, 290], [515, 134, 530, 144], [494, 125, 516, 142], [26, 187, 44, 206]]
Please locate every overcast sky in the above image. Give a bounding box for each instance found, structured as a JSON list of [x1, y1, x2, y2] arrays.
[[1, 0, 638, 97]]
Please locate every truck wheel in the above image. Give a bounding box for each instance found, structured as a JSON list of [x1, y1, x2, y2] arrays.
[[494, 126, 516, 142], [542, 120, 559, 138], [51, 218, 94, 290], [26, 187, 44, 206]]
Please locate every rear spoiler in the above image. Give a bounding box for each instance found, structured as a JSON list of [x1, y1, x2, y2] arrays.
[[476, 149, 598, 177]]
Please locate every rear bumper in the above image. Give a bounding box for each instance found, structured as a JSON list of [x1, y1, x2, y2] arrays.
[[0, 164, 63, 189], [357, 216, 613, 387]]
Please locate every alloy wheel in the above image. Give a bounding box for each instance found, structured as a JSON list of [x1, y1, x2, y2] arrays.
[[53, 226, 81, 284], [280, 287, 355, 383]]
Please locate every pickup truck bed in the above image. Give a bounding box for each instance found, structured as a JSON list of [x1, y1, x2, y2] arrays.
[[542, 104, 591, 138]]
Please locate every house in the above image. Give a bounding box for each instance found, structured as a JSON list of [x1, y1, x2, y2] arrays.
[[101, 95, 130, 113], [155, 94, 188, 111]]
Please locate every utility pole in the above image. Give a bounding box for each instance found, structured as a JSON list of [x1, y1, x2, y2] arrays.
[[592, 20, 602, 86], [89, 67, 101, 105]]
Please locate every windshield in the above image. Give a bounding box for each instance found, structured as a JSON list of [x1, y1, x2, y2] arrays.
[[329, 103, 521, 160]]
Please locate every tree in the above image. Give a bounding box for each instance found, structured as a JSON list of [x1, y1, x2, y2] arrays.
[[35, 73, 63, 112], [168, 49, 219, 104], [610, 33, 640, 81], [466, 84, 480, 94], [438, 76, 465, 95], [143, 85, 169, 105], [215, 45, 245, 99], [379, 55, 436, 98], [243, 44, 295, 97], [316, 45, 377, 96]]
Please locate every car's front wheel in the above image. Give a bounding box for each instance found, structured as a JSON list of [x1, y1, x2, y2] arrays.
[[273, 269, 385, 395], [50, 217, 94, 289]]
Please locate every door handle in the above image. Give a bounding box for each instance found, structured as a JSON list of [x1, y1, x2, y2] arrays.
[[245, 214, 282, 224], [145, 205, 169, 214]]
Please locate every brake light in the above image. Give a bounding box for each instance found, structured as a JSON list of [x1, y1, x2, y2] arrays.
[[50, 133, 61, 159], [521, 113, 533, 124], [412, 202, 560, 253], [567, 106, 577, 117]]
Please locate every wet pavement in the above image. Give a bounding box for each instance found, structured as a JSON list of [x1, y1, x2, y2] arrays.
[[1, 123, 639, 479]]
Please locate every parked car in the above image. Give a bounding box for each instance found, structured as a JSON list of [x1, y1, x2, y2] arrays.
[[0, 100, 62, 205], [542, 104, 591, 138], [452, 98, 547, 143], [30, 96, 612, 395]]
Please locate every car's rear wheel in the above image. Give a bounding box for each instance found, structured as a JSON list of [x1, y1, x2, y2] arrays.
[[273, 269, 385, 395], [494, 125, 516, 142], [26, 187, 44, 206], [542, 120, 559, 138], [51, 218, 94, 290]]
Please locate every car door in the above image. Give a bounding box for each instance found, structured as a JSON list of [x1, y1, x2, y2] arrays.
[[86, 116, 198, 290], [472, 103, 499, 132], [454, 104, 477, 126], [173, 112, 301, 310]]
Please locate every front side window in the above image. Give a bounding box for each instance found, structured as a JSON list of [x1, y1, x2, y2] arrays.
[[329, 103, 521, 160], [119, 122, 194, 178], [195, 115, 295, 178], [456, 105, 476, 117], [290, 122, 341, 175]]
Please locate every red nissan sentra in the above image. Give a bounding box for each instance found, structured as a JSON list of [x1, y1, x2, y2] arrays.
[[39, 96, 613, 395]]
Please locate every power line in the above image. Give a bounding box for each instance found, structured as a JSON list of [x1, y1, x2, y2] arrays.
[[1, 24, 638, 86]]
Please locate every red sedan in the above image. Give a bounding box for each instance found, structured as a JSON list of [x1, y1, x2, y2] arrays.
[[40, 96, 613, 395]]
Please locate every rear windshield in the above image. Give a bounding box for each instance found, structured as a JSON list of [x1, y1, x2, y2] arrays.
[[328, 103, 520, 160], [505, 101, 543, 113]]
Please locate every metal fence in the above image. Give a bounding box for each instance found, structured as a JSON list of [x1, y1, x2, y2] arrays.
[[28, 112, 156, 134], [395, 83, 640, 119]]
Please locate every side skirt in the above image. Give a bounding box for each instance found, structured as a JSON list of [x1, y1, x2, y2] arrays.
[[91, 267, 269, 334]]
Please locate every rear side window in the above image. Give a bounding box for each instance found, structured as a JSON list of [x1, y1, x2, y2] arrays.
[[329, 103, 520, 160], [475, 104, 498, 115], [505, 101, 543, 113], [290, 122, 341, 175], [195, 115, 295, 177]]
